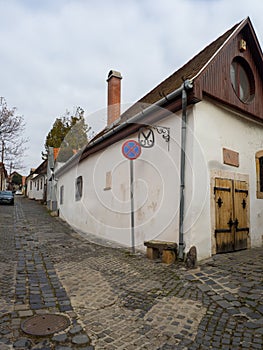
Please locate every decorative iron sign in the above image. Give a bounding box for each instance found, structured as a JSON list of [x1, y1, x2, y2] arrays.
[[138, 126, 170, 151], [138, 127, 155, 148]]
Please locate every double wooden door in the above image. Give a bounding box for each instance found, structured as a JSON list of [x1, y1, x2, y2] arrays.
[[214, 178, 249, 253]]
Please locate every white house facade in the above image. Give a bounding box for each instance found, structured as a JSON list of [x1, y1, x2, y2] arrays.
[[54, 18, 263, 261], [30, 173, 47, 201], [26, 160, 47, 201]]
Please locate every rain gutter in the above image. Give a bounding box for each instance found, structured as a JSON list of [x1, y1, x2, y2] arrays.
[[56, 80, 193, 177], [85, 79, 193, 150]]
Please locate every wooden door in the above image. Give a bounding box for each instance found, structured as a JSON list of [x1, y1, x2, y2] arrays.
[[214, 178, 249, 253], [214, 178, 234, 253], [233, 180, 249, 250]]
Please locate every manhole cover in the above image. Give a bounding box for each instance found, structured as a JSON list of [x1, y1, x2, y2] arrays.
[[21, 314, 70, 336]]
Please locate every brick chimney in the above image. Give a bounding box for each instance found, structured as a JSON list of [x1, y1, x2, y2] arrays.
[[107, 70, 122, 126]]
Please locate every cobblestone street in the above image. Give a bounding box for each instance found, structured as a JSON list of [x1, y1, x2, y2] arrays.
[[0, 196, 263, 349]]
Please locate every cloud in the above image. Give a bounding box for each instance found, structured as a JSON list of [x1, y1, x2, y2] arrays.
[[0, 0, 262, 172]]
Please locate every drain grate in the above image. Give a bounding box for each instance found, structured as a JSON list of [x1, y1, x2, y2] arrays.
[[21, 314, 70, 336]]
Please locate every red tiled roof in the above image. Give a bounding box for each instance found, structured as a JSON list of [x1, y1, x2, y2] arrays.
[[53, 148, 60, 160]]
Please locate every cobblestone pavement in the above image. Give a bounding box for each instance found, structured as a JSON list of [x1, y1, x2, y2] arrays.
[[0, 197, 263, 349]]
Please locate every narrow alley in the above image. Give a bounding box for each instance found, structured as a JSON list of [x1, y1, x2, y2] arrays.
[[0, 197, 263, 349]]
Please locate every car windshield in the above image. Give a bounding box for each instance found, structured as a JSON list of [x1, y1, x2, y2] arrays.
[[0, 191, 13, 196]]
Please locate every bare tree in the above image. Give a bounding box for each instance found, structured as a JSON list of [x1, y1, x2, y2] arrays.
[[0, 97, 28, 172]]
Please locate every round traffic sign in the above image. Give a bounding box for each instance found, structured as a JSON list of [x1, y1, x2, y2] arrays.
[[122, 140, 141, 160]]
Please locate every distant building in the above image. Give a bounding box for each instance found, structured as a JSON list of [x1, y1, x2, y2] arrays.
[[26, 161, 47, 202], [46, 147, 61, 211]]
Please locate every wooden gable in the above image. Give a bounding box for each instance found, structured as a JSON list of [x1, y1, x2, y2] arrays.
[[122, 17, 263, 124], [194, 17, 263, 122]]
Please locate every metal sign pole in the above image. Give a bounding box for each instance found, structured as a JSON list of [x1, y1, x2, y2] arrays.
[[130, 159, 135, 254], [122, 140, 141, 254]]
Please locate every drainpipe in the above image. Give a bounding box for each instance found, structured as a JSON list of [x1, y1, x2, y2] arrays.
[[178, 80, 192, 260]]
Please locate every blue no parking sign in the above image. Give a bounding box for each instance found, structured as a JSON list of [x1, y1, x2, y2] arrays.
[[122, 140, 141, 160], [121, 139, 141, 254]]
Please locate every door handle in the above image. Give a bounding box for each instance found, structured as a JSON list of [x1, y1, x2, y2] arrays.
[[228, 218, 234, 227]]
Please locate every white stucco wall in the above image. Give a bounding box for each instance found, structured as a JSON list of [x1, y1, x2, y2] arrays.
[[30, 175, 46, 201], [56, 110, 188, 250], [55, 98, 263, 261], [27, 176, 35, 199], [193, 98, 263, 258]]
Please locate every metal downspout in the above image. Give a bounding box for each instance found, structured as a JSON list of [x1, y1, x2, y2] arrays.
[[178, 80, 192, 260]]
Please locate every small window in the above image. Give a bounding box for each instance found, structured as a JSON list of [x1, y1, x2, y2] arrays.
[[30, 181, 32, 190], [37, 180, 39, 191], [40, 179, 43, 190], [255, 151, 263, 199], [60, 185, 64, 205], [75, 176, 83, 201], [230, 57, 255, 103], [259, 157, 263, 192]]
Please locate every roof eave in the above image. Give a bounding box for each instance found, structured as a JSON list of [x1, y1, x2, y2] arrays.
[[192, 18, 248, 82]]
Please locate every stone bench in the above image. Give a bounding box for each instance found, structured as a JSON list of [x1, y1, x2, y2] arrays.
[[144, 240, 178, 264]]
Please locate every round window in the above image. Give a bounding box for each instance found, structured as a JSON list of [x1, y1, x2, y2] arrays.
[[230, 57, 255, 103]]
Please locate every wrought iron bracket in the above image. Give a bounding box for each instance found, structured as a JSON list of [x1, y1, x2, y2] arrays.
[[152, 125, 170, 151]]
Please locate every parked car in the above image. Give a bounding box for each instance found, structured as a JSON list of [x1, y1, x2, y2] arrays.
[[0, 191, 14, 205], [15, 189, 23, 195]]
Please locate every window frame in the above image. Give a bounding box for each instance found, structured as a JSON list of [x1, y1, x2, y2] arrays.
[[230, 56, 255, 103], [255, 150, 263, 199], [75, 176, 83, 201], [60, 185, 64, 205]]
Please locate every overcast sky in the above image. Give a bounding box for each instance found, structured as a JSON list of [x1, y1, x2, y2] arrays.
[[1, 0, 263, 174]]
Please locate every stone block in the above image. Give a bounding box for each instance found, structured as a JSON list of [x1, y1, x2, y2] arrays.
[[146, 247, 159, 260], [162, 250, 176, 264], [18, 310, 33, 317]]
